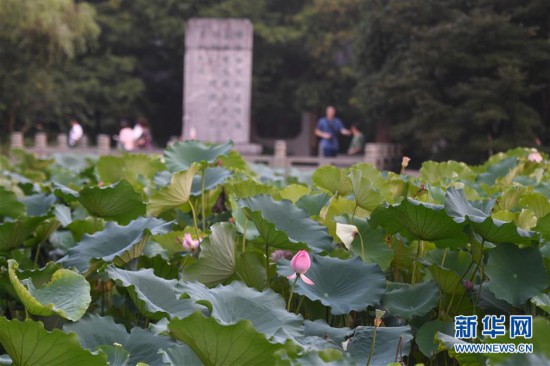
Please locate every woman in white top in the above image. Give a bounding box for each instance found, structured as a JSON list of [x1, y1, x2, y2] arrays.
[[69, 120, 83, 146]]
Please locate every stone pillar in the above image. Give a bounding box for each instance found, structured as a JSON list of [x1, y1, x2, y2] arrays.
[[97, 134, 111, 155], [35, 132, 48, 150], [11, 132, 24, 149], [364, 143, 384, 170], [273, 140, 287, 169], [80, 135, 89, 148], [57, 134, 68, 150]]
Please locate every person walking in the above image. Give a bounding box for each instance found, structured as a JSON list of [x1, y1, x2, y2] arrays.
[[69, 119, 83, 147], [315, 106, 351, 157]]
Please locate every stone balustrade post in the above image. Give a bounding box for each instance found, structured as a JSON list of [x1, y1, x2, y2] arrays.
[[57, 134, 68, 150], [273, 140, 287, 169], [11, 132, 24, 149], [97, 134, 111, 155]]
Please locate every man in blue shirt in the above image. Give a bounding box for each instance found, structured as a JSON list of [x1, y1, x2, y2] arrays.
[[315, 106, 351, 157]]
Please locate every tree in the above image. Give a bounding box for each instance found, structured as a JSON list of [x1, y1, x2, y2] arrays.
[[355, 0, 550, 162], [0, 0, 100, 133]]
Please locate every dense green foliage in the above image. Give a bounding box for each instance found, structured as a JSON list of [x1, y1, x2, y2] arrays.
[[1, 0, 549, 159], [0, 143, 549, 365]]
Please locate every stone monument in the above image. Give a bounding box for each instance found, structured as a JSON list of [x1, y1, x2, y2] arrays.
[[183, 18, 260, 153]]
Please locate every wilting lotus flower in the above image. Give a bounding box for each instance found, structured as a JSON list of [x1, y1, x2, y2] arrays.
[[336, 223, 359, 250], [528, 151, 543, 163], [182, 233, 200, 252], [288, 250, 314, 285]]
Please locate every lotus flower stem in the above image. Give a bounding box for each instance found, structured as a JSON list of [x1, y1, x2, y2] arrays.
[[287, 276, 298, 311], [265, 241, 270, 285], [411, 240, 424, 284], [295, 295, 305, 314], [358, 231, 366, 262], [188, 200, 201, 240], [366, 324, 378, 366], [242, 218, 248, 253], [201, 168, 206, 231]]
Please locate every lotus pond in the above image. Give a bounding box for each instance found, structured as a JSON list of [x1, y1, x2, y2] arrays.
[[0, 142, 549, 366]]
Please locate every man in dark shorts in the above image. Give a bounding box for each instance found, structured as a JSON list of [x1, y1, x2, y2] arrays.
[[315, 106, 351, 157]]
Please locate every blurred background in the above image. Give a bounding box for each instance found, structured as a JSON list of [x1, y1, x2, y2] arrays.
[[0, 0, 549, 163]]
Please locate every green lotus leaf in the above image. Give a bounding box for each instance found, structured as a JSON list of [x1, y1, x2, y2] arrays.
[[348, 218, 394, 271], [52, 182, 80, 202], [520, 192, 550, 220], [52, 153, 91, 172], [64, 314, 189, 366], [226, 179, 276, 199], [415, 320, 454, 357], [106, 266, 205, 320], [435, 332, 486, 366], [381, 281, 440, 319], [303, 320, 350, 345], [370, 198, 468, 248], [168, 311, 297, 366], [473, 283, 513, 313], [95, 345, 129, 366], [428, 264, 465, 295], [20, 193, 56, 216], [0, 317, 106, 366], [190, 167, 232, 196], [420, 161, 476, 183], [0, 216, 46, 252], [347, 326, 413, 365], [78, 180, 145, 224], [531, 293, 550, 314], [164, 140, 233, 172], [422, 249, 475, 280], [277, 255, 386, 315], [483, 317, 550, 364], [240, 195, 333, 253], [347, 169, 384, 211], [0, 187, 25, 218], [181, 222, 237, 286], [476, 157, 518, 185], [295, 193, 331, 217], [235, 251, 267, 290], [180, 281, 303, 340], [147, 164, 199, 216], [159, 345, 203, 366], [53, 204, 72, 227], [497, 354, 550, 366], [312, 165, 352, 196], [445, 188, 534, 244], [535, 214, 550, 241], [218, 149, 253, 173], [9, 259, 90, 321], [96, 154, 164, 185], [279, 184, 310, 203], [485, 243, 549, 306], [60, 217, 172, 273]]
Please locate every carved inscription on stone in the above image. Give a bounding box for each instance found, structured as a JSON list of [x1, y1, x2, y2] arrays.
[[183, 19, 253, 143]]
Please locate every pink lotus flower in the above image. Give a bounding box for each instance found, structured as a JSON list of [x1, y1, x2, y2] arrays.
[[528, 151, 543, 163], [182, 233, 200, 252], [288, 250, 314, 285]]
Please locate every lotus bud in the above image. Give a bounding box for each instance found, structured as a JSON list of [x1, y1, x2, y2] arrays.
[[287, 250, 314, 285], [182, 233, 200, 252]]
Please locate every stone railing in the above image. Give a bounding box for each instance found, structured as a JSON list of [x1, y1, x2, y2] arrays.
[[10, 132, 113, 155], [9, 133, 403, 171]]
